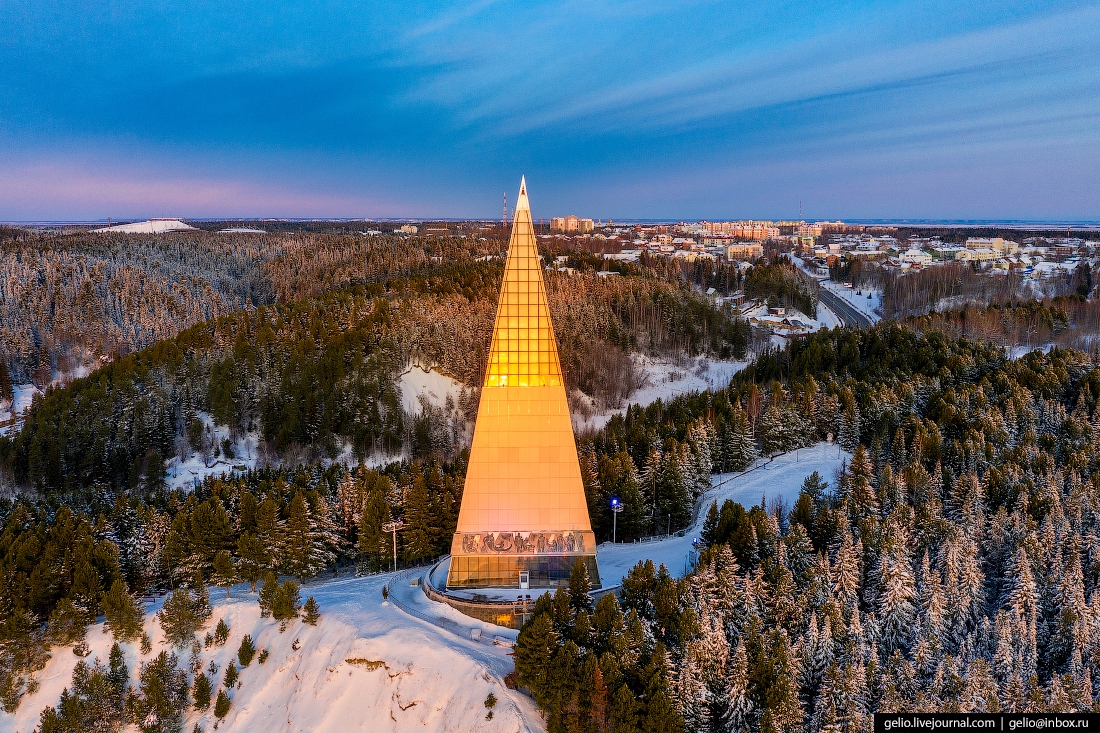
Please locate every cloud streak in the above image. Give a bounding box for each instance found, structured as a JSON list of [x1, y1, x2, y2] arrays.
[[0, 0, 1097, 219]]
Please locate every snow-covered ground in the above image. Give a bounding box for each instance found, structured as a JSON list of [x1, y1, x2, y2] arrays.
[[820, 280, 882, 323], [574, 355, 748, 431], [1, 573, 539, 733], [165, 413, 261, 492], [742, 301, 841, 335], [219, 227, 266, 234], [597, 442, 851, 587], [1007, 343, 1055, 359], [398, 365, 464, 414], [0, 384, 42, 436], [2, 442, 850, 733]]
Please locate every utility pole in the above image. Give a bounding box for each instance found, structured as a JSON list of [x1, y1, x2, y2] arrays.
[[382, 518, 405, 574]]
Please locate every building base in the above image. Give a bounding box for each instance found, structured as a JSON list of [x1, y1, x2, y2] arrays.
[[446, 552, 601, 590]]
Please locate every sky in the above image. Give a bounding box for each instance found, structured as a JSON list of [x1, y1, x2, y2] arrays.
[[1, 1, 1098, 221]]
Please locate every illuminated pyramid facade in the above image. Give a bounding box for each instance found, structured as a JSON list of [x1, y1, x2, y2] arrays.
[[447, 178, 601, 589]]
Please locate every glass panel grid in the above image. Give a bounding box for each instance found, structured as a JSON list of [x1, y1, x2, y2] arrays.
[[484, 215, 563, 388]]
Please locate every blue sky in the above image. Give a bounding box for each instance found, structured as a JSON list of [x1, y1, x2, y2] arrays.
[[1, 1, 1097, 220]]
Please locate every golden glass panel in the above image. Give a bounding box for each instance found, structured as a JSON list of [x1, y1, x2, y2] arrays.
[[448, 179, 598, 589]]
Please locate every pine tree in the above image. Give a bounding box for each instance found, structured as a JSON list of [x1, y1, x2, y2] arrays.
[[133, 651, 189, 733], [224, 661, 238, 688], [212, 550, 235, 599], [235, 531, 268, 592], [302, 596, 321, 625], [237, 635, 256, 666], [102, 578, 144, 642], [273, 580, 301, 622], [610, 684, 641, 733], [192, 672, 212, 709], [214, 689, 231, 719]]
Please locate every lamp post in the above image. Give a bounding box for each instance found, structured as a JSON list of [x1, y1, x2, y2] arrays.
[[610, 497, 623, 544], [381, 518, 405, 574]]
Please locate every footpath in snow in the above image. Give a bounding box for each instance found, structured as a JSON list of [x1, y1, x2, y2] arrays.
[[597, 442, 851, 587]]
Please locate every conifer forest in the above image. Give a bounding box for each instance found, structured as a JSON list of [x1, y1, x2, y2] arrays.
[[3, 226, 1100, 731]]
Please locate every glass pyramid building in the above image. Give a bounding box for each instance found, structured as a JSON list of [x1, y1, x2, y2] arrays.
[[446, 178, 601, 589]]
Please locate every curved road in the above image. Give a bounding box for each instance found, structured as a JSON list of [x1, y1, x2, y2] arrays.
[[818, 286, 875, 327]]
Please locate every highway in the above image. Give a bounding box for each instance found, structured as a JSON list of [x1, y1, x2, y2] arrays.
[[818, 286, 875, 328]]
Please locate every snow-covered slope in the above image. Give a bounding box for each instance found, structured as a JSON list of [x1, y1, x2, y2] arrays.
[[2, 574, 538, 733], [0, 384, 42, 436], [94, 219, 196, 234], [398, 365, 464, 414], [574, 355, 748, 431]]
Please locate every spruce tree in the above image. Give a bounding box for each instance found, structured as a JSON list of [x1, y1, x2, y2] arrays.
[[359, 488, 391, 572], [258, 571, 279, 618], [282, 491, 317, 580], [0, 360, 12, 405]]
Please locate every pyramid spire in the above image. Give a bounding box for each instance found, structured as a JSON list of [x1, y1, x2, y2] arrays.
[[446, 178, 600, 590]]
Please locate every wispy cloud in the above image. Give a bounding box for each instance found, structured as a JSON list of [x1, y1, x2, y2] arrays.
[[0, 0, 1097, 218]]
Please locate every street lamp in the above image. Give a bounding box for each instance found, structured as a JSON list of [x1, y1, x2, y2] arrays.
[[381, 518, 405, 574], [609, 497, 623, 544]]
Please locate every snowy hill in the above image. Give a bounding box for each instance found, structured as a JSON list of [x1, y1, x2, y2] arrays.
[[93, 219, 196, 234], [2, 573, 538, 733]]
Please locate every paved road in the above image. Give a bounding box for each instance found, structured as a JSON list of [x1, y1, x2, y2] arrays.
[[818, 286, 875, 327]]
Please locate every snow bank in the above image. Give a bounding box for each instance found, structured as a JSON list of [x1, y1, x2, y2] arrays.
[[398, 365, 464, 415], [94, 219, 197, 234], [2, 574, 538, 733], [596, 442, 851, 587], [0, 384, 42, 436]]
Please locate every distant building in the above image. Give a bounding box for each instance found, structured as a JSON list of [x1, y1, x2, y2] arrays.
[[550, 215, 594, 233], [397, 224, 418, 234], [966, 237, 1019, 254], [703, 221, 780, 241], [956, 248, 998, 262], [726, 243, 764, 260], [899, 249, 933, 265]]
